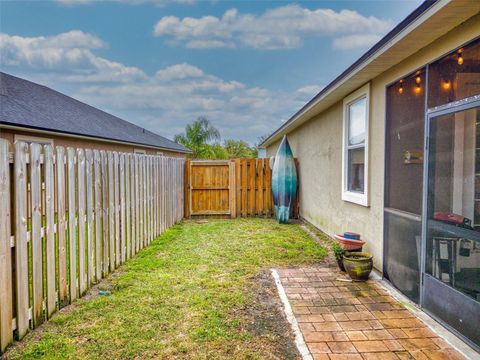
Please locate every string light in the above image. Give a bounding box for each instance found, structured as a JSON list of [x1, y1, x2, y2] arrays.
[[442, 80, 451, 91], [415, 76, 421, 84], [457, 50, 464, 65], [414, 83, 421, 94], [398, 80, 404, 94]]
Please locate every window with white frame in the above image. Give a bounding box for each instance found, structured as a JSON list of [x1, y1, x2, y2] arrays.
[[342, 83, 369, 206]]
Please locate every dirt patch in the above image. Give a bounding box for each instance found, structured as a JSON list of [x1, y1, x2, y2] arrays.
[[242, 270, 301, 360], [301, 223, 337, 268]]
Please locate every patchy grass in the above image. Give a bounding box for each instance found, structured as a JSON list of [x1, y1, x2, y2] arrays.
[[6, 218, 327, 360]]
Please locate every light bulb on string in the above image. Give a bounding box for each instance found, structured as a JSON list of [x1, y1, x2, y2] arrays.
[[414, 83, 421, 94], [442, 80, 451, 91], [457, 50, 464, 65]]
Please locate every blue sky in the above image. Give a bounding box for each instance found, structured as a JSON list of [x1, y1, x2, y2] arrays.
[[0, 0, 422, 144]]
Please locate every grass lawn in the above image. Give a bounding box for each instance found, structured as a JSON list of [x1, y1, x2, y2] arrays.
[[6, 218, 328, 360]]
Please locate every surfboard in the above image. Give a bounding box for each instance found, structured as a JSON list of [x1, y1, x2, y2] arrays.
[[271, 135, 297, 224]]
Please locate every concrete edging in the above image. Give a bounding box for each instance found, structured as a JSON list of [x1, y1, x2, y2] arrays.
[[271, 268, 313, 360]]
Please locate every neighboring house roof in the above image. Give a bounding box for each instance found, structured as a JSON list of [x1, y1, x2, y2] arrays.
[[0, 72, 189, 153], [260, 0, 480, 147]]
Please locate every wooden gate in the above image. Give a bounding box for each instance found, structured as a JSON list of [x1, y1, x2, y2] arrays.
[[187, 160, 235, 216], [184, 159, 299, 218]]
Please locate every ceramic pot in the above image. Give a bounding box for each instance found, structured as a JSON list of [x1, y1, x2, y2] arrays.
[[343, 252, 373, 281], [334, 234, 365, 251]]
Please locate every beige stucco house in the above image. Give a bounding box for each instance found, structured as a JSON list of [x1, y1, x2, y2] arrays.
[[261, 0, 480, 350]]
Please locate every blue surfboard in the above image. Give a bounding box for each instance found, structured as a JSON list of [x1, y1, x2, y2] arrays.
[[271, 136, 297, 224]]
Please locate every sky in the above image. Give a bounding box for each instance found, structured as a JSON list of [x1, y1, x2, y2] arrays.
[[0, 0, 422, 145]]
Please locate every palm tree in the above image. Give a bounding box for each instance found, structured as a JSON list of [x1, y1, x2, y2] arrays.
[[174, 117, 221, 159], [223, 139, 257, 158]]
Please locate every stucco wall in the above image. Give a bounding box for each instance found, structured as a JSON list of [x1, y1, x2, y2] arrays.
[[266, 14, 480, 271], [0, 129, 186, 157]]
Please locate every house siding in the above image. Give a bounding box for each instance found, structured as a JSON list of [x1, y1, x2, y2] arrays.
[[0, 129, 186, 157], [266, 14, 480, 271]]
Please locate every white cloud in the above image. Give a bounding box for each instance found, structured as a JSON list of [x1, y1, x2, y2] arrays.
[[1, 31, 319, 143], [296, 85, 323, 97], [72, 69, 319, 141], [186, 39, 235, 49], [153, 4, 392, 50], [155, 63, 204, 80], [0, 31, 146, 83], [332, 34, 383, 50]]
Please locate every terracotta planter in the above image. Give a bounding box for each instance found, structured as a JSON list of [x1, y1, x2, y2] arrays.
[[334, 234, 365, 251], [343, 252, 373, 281]]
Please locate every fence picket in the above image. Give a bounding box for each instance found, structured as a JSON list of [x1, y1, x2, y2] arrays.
[[0, 140, 13, 351], [14, 142, 29, 339], [140, 155, 144, 246], [93, 150, 102, 281], [130, 154, 136, 256], [114, 152, 120, 266], [154, 157, 158, 236], [107, 151, 115, 271], [146, 156, 150, 243], [85, 150, 94, 286], [264, 161, 272, 217], [44, 145, 56, 318], [134, 154, 140, 253], [67, 147, 78, 301], [108, 152, 115, 270], [56, 147, 68, 305], [125, 154, 131, 259], [101, 151, 109, 275], [144, 156, 148, 244], [119, 154, 126, 263], [30, 143, 44, 326], [77, 149, 87, 295], [162, 156, 166, 232]]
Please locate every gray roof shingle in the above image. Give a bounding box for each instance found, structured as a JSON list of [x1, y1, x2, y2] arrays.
[[0, 72, 189, 153]]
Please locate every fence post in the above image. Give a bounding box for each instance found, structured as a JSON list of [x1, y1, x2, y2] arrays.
[[0, 139, 13, 353]]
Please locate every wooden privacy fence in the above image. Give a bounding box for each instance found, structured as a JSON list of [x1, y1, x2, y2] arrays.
[[184, 159, 299, 218], [0, 139, 184, 353]]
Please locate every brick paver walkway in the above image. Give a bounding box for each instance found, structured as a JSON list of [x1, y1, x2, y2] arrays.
[[277, 265, 467, 360]]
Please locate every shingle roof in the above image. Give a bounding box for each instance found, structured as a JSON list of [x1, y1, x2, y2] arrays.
[[0, 72, 189, 153]]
